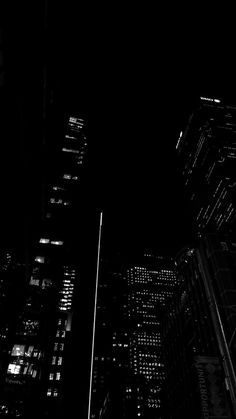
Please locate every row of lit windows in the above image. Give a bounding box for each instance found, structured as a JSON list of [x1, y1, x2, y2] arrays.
[[47, 388, 58, 397], [10, 344, 41, 359], [54, 343, 64, 351], [58, 271, 75, 311], [7, 362, 38, 377], [49, 198, 70, 206], [63, 174, 78, 181], [39, 238, 64, 245], [51, 356, 63, 366], [49, 372, 61, 381], [62, 147, 83, 155], [30, 277, 52, 289]]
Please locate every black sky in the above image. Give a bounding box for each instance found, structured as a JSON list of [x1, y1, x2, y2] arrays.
[[1, 3, 236, 257]]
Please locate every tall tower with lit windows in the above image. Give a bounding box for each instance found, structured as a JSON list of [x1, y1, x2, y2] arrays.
[[176, 96, 236, 237], [0, 116, 90, 418], [124, 254, 177, 419], [90, 253, 178, 419]]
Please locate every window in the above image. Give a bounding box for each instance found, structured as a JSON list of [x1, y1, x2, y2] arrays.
[[39, 238, 50, 244], [7, 364, 21, 374], [53, 389, 58, 397], [56, 372, 61, 381], [11, 344, 25, 356], [35, 256, 45, 264], [51, 240, 63, 246], [49, 373, 54, 381]]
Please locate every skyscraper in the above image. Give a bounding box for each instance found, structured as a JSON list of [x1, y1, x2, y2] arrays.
[[124, 255, 177, 418], [90, 252, 178, 419], [162, 236, 236, 418], [177, 96, 236, 236], [0, 116, 90, 418]]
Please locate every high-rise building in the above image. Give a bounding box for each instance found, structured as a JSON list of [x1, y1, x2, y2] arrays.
[[162, 235, 236, 418], [90, 252, 178, 419], [0, 116, 90, 418], [124, 255, 177, 419], [89, 253, 126, 419], [176, 96, 236, 237]]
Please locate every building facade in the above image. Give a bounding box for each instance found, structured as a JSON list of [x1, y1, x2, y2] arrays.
[[90, 253, 178, 419], [0, 116, 90, 418], [177, 96, 236, 236], [162, 236, 236, 418]]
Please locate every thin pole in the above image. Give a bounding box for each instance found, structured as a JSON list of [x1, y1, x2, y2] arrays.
[[87, 211, 103, 419]]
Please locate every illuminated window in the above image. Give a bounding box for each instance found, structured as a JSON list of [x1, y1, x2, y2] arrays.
[[51, 240, 63, 246], [62, 147, 80, 154], [39, 238, 50, 244], [58, 357, 63, 365], [52, 356, 56, 365], [56, 372, 61, 380], [49, 373, 54, 380], [7, 364, 21, 374], [42, 279, 53, 289], [35, 256, 45, 264], [53, 389, 58, 397], [30, 277, 40, 286], [11, 344, 25, 356], [47, 388, 52, 397], [25, 346, 34, 357]]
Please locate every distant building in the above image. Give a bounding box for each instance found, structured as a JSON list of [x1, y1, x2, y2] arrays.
[[90, 253, 178, 419], [0, 116, 88, 418], [0, 249, 26, 397], [89, 253, 127, 419], [162, 235, 236, 418], [177, 96, 236, 237]]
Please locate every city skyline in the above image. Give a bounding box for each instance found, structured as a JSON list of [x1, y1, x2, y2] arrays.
[[1, 5, 236, 419]]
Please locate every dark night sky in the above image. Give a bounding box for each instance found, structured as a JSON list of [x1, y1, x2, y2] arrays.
[[1, 3, 236, 258]]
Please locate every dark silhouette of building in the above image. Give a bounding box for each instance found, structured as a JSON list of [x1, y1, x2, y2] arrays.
[[161, 235, 236, 418], [0, 116, 96, 418], [177, 96, 236, 237], [90, 252, 178, 419]]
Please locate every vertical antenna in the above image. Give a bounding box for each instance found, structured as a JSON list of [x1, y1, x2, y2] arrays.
[[88, 211, 103, 419]]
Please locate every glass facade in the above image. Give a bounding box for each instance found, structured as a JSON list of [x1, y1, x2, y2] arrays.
[[177, 97, 236, 236]]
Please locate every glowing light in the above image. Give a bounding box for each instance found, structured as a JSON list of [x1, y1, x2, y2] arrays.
[[200, 96, 221, 103], [35, 256, 45, 264], [11, 345, 25, 356], [62, 147, 80, 154], [65, 134, 77, 140], [200, 96, 214, 102], [7, 364, 21, 374], [51, 240, 63, 246], [39, 238, 50, 244], [176, 131, 183, 150]]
